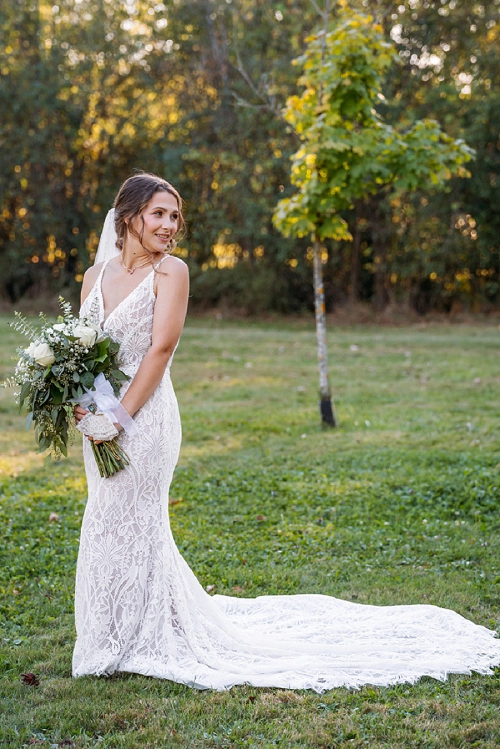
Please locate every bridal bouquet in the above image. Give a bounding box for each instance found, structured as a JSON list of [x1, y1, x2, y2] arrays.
[[6, 298, 132, 477]]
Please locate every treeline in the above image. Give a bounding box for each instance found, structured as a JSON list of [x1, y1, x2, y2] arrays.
[[0, 0, 499, 314]]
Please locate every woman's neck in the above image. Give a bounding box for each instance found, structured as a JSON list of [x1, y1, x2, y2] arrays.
[[121, 238, 160, 270]]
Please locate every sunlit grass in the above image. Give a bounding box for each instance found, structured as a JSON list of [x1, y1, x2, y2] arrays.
[[1, 315, 499, 747]]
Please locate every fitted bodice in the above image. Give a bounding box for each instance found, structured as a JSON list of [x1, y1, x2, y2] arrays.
[[80, 260, 170, 377]]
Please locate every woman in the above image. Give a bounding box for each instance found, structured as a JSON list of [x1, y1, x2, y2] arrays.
[[73, 172, 500, 691]]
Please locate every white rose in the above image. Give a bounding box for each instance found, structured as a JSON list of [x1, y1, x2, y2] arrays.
[[52, 323, 67, 332], [73, 324, 97, 348], [88, 323, 107, 343], [27, 341, 56, 367]]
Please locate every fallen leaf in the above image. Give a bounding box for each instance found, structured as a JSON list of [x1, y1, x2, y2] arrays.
[[256, 515, 266, 522], [168, 497, 184, 506], [21, 672, 40, 687], [48, 512, 60, 522], [206, 584, 215, 593], [232, 586, 244, 594]]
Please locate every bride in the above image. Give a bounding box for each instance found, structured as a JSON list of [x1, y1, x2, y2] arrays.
[[73, 172, 500, 691]]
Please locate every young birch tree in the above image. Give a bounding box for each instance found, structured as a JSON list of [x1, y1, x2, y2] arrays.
[[273, 7, 474, 426]]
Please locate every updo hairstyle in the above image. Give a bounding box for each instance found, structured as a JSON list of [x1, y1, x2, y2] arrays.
[[113, 172, 185, 257]]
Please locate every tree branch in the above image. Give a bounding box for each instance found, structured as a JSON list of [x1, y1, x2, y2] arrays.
[[230, 14, 300, 140]]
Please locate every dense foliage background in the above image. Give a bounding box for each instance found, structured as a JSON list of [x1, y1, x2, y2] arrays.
[[0, 0, 499, 314]]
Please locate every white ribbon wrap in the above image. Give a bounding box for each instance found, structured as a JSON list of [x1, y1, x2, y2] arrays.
[[77, 373, 138, 437]]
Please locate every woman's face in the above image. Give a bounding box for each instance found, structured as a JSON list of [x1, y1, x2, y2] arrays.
[[130, 190, 180, 253]]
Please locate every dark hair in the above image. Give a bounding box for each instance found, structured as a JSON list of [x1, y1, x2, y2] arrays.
[[113, 172, 185, 257]]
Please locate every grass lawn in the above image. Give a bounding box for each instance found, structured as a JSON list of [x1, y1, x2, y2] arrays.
[[0, 314, 499, 748]]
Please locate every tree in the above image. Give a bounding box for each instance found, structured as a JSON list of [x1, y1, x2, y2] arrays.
[[1, 0, 494, 315], [273, 7, 473, 425], [0, 0, 185, 301], [371, 0, 500, 312]]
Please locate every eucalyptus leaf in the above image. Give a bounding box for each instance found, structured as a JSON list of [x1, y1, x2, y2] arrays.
[[112, 370, 129, 381], [80, 371, 95, 389], [50, 384, 63, 405], [19, 381, 30, 408]]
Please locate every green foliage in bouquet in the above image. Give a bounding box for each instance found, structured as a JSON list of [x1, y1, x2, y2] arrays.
[[6, 298, 129, 459]]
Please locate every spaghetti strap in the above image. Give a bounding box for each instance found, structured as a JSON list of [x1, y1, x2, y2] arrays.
[[153, 254, 170, 271], [97, 258, 110, 282]]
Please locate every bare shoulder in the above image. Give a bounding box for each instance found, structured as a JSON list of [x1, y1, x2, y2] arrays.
[[81, 262, 104, 304], [155, 255, 189, 291], [84, 261, 104, 283], [159, 255, 189, 277]]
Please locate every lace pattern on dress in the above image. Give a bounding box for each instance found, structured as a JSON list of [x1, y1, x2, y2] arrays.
[[73, 265, 500, 691]]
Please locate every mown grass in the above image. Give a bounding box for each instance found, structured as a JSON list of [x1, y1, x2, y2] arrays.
[[1, 315, 500, 748]]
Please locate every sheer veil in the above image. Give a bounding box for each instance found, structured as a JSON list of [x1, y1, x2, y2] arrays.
[[94, 209, 120, 265]]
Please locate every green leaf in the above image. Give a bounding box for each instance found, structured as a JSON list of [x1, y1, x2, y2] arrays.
[[112, 369, 129, 381], [37, 434, 51, 452], [19, 381, 31, 409], [97, 339, 110, 355], [80, 371, 95, 389], [25, 411, 33, 430], [40, 388, 51, 406], [50, 384, 63, 405], [93, 353, 109, 364]]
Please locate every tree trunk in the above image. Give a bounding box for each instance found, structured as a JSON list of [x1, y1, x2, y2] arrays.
[[313, 237, 336, 426], [371, 199, 389, 312], [373, 237, 388, 311], [349, 202, 362, 304]]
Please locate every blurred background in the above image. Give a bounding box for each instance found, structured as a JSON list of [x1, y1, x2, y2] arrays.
[[0, 0, 498, 317]]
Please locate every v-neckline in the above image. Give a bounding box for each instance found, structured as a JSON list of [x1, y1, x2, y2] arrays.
[[99, 261, 154, 327]]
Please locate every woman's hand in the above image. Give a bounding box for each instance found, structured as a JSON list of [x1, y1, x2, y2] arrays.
[[74, 405, 88, 424]]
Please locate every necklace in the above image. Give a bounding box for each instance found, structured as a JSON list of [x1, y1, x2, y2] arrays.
[[120, 256, 152, 275]]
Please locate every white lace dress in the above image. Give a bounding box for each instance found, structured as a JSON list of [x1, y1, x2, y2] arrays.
[[72, 261, 500, 691]]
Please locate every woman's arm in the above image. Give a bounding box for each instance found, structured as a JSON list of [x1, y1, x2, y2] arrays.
[[119, 256, 189, 418]]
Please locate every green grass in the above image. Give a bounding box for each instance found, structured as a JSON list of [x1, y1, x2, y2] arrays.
[[1, 315, 500, 748]]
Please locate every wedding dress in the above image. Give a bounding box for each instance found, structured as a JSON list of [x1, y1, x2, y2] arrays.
[[73, 256, 500, 691]]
